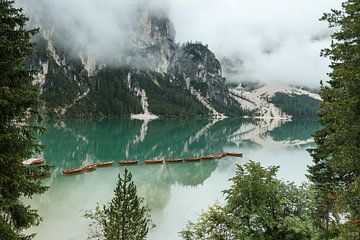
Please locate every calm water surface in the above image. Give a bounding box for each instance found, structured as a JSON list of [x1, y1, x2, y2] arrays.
[[27, 118, 321, 240]]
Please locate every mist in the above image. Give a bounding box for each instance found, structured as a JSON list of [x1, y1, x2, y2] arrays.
[[17, 0, 341, 87], [169, 0, 341, 88], [17, 0, 170, 62]]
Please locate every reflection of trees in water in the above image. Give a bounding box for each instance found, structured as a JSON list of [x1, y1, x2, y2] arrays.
[[137, 118, 253, 161], [133, 165, 172, 210], [127, 119, 216, 160], [170, 161, 218, 187], [268, 120, 322, 142], [132, 160, 219, 210], [227, 119, 321, 148], [40, 118, 249, 185], [33, 118, 322, 213], [40, 119, 142, 169]]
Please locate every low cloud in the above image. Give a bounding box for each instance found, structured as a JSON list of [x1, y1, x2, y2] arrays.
[[17, 0, 341, 87], [169, 0, 341, 87], [17, 0, 170, 62]]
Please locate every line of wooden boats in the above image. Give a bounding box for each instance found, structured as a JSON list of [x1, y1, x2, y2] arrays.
[[63, 152, 243, 175]]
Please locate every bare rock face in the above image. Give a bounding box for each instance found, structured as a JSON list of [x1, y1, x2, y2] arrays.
[[230, 83, 321, 119], [174, 43, 242, 115], [133, 11, 177, 74], [28, 7, 244, 118]]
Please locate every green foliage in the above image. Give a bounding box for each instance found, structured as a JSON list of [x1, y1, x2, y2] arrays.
[[271, 93, 321, 119], [0, 0, 47, 239], [30, 32, 245, 118], [43, 57, 88, 110], [84, 169, 153, 240], [180, 204, 234, 240], [179, 42, 221, 78], [74, 67, 142, 118], [180, 162, 316, 240], [209, 98, 250, 117], [136, 71, 209, 117], [308, 0, 360, 238]]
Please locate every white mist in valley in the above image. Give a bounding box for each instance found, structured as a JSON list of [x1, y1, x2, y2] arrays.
[[16, 0, 341, 87]]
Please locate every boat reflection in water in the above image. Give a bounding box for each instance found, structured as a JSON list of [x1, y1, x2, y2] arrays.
[[27, 118, 321, 240]]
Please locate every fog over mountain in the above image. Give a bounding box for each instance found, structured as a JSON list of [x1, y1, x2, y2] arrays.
[[17, 0, 341, 88], [169, 0, 341, 87]]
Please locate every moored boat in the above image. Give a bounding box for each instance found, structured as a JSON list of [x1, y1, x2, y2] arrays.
[[82, 164, 97, 171], [119, 160, 138, 165], [213, 153, 226, 159], [144, 159, 163, 164], [63, 167, 83, 175], [184, 157, 202, 162], [22, 158, 45, 166], [96, 161, 114, 167], [200, 155, 214, 160], [165, 158, 184, 163], [224, 152, 243, 157], [355, 218, 360, 228]]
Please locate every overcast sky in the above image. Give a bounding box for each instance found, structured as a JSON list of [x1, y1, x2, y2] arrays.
[[169, 0, 341, 87], [18, 0, 342, 87]]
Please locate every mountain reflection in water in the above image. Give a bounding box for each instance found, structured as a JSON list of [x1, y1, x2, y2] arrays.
[[28, 118, 321, 240]]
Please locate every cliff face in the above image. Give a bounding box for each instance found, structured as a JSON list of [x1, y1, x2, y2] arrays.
[[230, 83, 321, 119], [135, 12, 177, 74], [28, 9, 245, 118]]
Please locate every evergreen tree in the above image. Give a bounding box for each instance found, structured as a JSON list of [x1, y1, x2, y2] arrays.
[[308, 0, 360, 238], [0, 1, 47, 239], [85, 169, 152, 240]]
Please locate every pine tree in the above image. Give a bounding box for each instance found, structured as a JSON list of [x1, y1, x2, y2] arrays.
[[85, 169, 152, 240], [0, 0, 47, 239], [308, 0, 360, 238]]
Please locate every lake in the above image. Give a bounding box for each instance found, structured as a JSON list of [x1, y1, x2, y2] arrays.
[[27, 118, 321, 240]]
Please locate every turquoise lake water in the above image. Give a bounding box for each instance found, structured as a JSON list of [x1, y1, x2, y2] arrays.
[[27, 118, 321, 240]]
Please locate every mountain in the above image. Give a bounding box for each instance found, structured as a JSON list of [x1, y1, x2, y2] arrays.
[[27, 8, 246, 119], [26, 6, 320, 120], [230, 83, 321, 119]]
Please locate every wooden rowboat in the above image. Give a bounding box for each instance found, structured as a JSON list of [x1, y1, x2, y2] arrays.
[[165, 158, 184, 163], [144, 160, 163, 164], [355, 219, 360, 227], [83, 164, 97, 171], [184, 157, 202, 162], [213, 153, 226, 159], [31, 158, 45, 165], [63, 167, 83, 175], [119, 160, 138, 165], [96, 161, 114, 167], [22, 158, 45, 166], [200, 155, 214, 160], [224, 152, 243, 157]]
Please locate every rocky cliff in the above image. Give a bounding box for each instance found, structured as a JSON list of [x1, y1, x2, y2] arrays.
[[26, 5, 320, 120], [230, 83, 321, 119], [27, 8, 246, 119]]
